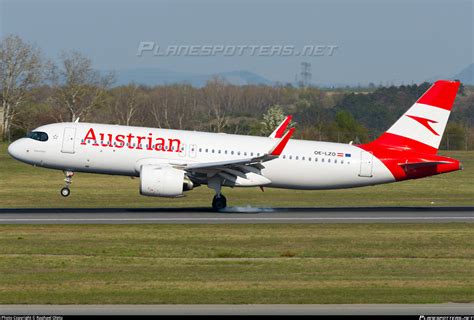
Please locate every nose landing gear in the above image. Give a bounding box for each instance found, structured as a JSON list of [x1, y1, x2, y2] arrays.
[[60, 171, 74, 197]]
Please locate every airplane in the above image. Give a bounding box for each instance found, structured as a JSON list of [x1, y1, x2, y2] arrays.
[[7, 80, 461, 210]]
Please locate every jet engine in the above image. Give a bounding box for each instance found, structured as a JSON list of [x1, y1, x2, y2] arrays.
[[139, 165, 193, 197]]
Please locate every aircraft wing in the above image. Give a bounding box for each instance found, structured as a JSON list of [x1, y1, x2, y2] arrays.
[[177, 128, 295, 186], [183, 127, 294, 171]]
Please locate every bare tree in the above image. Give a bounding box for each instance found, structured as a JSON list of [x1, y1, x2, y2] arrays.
[[203, 77, 228, 132], [0, 35, 43, 141], [49, 50, 114, 122], [149, 85, 171, 129], [109, 84, 144, 126]]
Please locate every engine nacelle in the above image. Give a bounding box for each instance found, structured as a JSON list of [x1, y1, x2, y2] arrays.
[[140, 165, 191, 197]]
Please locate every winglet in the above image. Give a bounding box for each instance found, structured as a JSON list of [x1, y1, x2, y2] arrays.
[[269, 127, 295, 156], [269, 115, 292, 138]]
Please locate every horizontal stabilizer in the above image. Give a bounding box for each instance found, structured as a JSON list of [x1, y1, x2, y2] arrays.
[[399, 161, 451, 169]]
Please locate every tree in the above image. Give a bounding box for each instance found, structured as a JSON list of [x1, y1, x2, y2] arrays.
[[0, 35, 43, 141], [260, 105, 296, 136], [329, 110, 368, 143], [202, 77, 229, 132], [260, 105, 285, 136], [109, 84, 143, 126], [442, 122, 467, 150], [48, 50, 114, 122]]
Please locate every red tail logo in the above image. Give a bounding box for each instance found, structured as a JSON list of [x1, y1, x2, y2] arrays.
[[406, 115, 439, 136]]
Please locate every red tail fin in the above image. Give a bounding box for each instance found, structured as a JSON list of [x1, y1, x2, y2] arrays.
[[359, 80, 462, 181], [369, 80, 460, 154]]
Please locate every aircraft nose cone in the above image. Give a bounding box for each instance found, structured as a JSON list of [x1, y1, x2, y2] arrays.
[[8, 140, 23, 160]]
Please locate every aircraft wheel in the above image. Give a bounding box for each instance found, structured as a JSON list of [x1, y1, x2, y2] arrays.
[[60, 187, 70, 197], [212, 194, 227, 211]]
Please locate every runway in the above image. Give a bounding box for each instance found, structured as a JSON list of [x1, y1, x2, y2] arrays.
[[1, 304, 474, 315], [0, 206, 472, 224]]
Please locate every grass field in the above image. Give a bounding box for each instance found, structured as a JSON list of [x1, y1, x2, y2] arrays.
[[0, 224, 473, 304], [0, 143, 473, 208]]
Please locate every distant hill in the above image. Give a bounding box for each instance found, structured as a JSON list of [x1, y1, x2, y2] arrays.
[[110, 68, 273, 87], [451, 63, 474, 85], [425, 63, 474, 85]]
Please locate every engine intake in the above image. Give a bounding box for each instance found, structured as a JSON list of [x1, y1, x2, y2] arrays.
[[139, 165, 191, 197]]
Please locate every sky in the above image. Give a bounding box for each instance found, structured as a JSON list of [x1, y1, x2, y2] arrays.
[[1, 0, 472, 85]]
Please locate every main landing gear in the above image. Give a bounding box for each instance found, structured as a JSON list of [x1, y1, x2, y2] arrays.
[[212, 194, 227, 211], [208, 176, 227, 211], [60, 170, 74, 197]]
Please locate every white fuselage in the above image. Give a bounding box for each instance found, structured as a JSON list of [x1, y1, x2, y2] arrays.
[[8, 122, 396, 190]]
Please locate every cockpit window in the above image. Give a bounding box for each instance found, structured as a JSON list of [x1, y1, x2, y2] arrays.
[[27, 131, 48, 142]]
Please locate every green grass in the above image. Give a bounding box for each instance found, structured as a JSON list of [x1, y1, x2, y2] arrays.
[[0, 142, 473, 208], [0, 224, 473, 304]]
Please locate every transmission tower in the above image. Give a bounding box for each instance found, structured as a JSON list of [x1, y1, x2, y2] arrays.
[[300, 62, 312, 87]]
